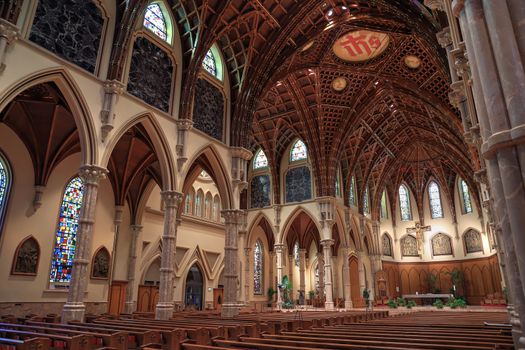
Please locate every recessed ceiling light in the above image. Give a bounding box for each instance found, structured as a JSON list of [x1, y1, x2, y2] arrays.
[[404, 55, 422, 69], [331, 77, 347, 92], [302, 41, 314, 52]]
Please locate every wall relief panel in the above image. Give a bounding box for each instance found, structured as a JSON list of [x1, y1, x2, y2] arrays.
[[464, 229, 483, 254], [432, 233, 453, 256], [401, 235, 418, 257]]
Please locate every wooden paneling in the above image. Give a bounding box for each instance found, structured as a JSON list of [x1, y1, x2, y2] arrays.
[[349, 256, 362, 307], [381, 255, 502, 305], [137, 285, 159, 312], [108, 280, 127, 315]]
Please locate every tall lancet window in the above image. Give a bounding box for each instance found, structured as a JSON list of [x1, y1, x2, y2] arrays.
[[380, 190, 388, 219], [0, 154, 10, 233], [428, 181, 443, 219], [253, 239, 264, 295], [460, 179, 473, 214], [293, 241, 300, 267], [363, 186, 370, 214], [50, 177, 84, 284], [349, 176, 356, 206], [399, 184, 412, 221], [144, 3, 168, 41]]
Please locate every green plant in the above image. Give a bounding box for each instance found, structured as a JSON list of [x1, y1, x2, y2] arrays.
[[395, 297, 406, 307], [406, 300, 417, 309], [446, 297, 467, 309], [278, 275, 293, 307], [267, 287, 276, 301], [308, 290, 315, 299], [446, 269, 463, 296], [433, 299, 444, 309], [386, 299, 398, 309]]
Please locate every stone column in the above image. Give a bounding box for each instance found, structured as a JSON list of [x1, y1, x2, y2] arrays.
[[342, 247, 352, 309], [274, 244, 284, 308], [269, 250, 275, 295], [244, 248, 251, 305], [299, 249, 306, 304], [155, 191, 183, 320], [317, 252, 325, 298], [62, 165, 107, 323], [321, 240, 335, 310], [288, 255, 294, 301], [221, 209, 244, 317], [453, 1, 525, 346], [124, 225, 142, 314], [358, 251, 367, 303]]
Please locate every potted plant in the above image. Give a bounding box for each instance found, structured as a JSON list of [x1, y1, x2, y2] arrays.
[[362, 289, 370, 308], [433, 299, 444, 309], [308, 290, 315, 305], [278, 275, 294, 309], [386, 299, 398, 309], [267, 287, 276, 307]]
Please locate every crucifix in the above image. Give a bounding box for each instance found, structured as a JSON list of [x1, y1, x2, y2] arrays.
[[407, 222, 431, 256]]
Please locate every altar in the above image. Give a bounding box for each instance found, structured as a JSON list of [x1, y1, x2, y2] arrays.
[[402, 293, 453, 305]]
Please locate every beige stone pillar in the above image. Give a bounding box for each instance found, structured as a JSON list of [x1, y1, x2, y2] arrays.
[[321, 239, 335, 310], [221, 209, 244, 317], [358, 251, 367, 301], [269, 250, 275, 295], [244, 248, 251, 305], [125, 225, 142, 314], [317, 252, 325, 298], [288, 255, 294, 301], [62, 165, 107, 323], [299, 249, 306, 304], [155, 191, 183, 320], [274, 244, 284, 308], [453, 1, 525, 346], [342, 247, 352, 309]]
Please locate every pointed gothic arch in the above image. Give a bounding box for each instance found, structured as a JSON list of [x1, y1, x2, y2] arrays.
[[11, 235, 40, 276]]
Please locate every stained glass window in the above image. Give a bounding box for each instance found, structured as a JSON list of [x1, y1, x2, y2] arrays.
[[349, 176, 356, 206], [253, 239, 263, 295], [335, 171, 341, 197], [399, 184, 412, 221], [50, 177, 84, 283], [293, 242, 300, 267], [144, 3, 168, 41], [195, 191, 203, 217], [290, 139, 307, 162], [205, 194, 211, 219], [428, 181, 443, 219], [184, 193, 192, 214], [314, 263, 319, 289], [460, 179, 472, 214], [213, 195, 220, 221], [202, 49, 218, 78], [253, 149, 268, 169], [0, 155, 9, 228], [363, 186, 370, 214], [200, 170, 210, 178], [380, 190, 388, 219]]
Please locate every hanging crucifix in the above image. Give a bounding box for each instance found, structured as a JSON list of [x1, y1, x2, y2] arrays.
[[407, 222, 431, 256]]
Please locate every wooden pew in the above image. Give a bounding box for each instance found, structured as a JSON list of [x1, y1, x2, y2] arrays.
[[0, 336, 51, 350], [0, 328, 90, 350]]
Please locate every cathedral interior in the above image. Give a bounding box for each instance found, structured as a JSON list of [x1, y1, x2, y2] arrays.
[[0, 0, 524, 348]]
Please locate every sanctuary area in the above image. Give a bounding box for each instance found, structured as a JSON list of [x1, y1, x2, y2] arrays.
[[0, 0, 523, 349]]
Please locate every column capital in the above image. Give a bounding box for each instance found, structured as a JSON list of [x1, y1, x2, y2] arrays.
[[130, 224, 143, 234], [103, 79, 125, 95], [176, 118, 193, 130], [161, 190, 184, 209], [79, 165, 107, 185], [436, 27, 452, 48], [230, 147, 253, 161], [221, 209, 245, 224], [321, 239, 335, 248], [424, 0, 444, 11], [114, 205, 125, 225], [0, 19, 20, 43], [274, 243, 285, 253]]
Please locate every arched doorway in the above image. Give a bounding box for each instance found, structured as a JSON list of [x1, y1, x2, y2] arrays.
[[137, 258, 161, 312], [349, 256, 361, 307], [185, 264, 204, 310]]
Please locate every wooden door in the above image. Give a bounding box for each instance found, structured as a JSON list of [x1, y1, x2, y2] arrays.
[[137, 285, 159, 312], [108, 280, 127, 315], [213, 288, 224, 311], [349, 257, 361, 307]]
